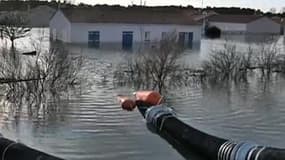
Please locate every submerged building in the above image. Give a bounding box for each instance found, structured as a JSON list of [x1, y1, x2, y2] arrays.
[[207, 14, 281, 35], [49, 6, 202, 49]]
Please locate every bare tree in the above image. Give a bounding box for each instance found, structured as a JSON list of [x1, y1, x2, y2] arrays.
[[255, 43, 278, 75], [202, 41, 281, 82], [114, 32, 189, 93], [0, 11, 31, 52], [202, 44, 250, 81], [0, 41, 83, 116]]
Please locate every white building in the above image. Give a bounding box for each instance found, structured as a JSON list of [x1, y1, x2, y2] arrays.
[[49, 6, 202, 49], [207, 15, 281, 35]]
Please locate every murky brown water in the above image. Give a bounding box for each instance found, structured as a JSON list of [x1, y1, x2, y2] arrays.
[[0, 29, 285, 160]]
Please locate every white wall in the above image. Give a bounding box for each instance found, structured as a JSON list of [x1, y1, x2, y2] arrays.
[[70, 23, 202, 43], [49, 10, 71, 42], [209, 22, 247, 33], [247, 17, 281, 34]]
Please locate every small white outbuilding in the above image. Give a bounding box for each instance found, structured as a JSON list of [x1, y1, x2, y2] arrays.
[[49, 6, 202, 49], [207, 15, 281, 35]]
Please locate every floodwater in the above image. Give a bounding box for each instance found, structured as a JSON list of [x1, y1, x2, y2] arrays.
[[0, 29, 285, 160]]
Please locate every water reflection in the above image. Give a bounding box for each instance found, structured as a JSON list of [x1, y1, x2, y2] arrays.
[[0, 30, 285, 160]]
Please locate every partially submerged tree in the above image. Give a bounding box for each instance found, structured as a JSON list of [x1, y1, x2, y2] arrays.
[[202, 40, 283, 82], [202, 44, 251, 81], [0, 41, 83, 116], [0, 11, 31, 51], [114, 32, 192, 93], [255, 43, 278, 75]]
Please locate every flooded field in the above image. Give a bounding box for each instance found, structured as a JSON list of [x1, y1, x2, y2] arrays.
[[0, 28, 285, 160]]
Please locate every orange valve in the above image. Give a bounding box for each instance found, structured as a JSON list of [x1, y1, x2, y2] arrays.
[[134, 91, 163, 106], [117, 96, 136, 111]]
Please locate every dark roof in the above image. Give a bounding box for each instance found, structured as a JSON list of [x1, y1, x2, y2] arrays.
[[29, 5, 56, 27], [271, 17, 285, 25], [208, 14, 263, 24], [60, 6, 201, 25]]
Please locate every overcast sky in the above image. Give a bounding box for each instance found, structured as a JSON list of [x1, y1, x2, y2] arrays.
[[74, 0, 285, 12]]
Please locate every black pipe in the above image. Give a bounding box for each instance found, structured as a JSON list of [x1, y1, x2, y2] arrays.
[[0, 137, 64, 160], [156, 116, 226, 159], [248, 147, 285, 160], [136, 103, 285, 160], [156, 128, 206, 160]]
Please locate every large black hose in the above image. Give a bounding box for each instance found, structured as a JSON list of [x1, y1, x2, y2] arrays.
[[156, 116, 226, 159], [0, 136, 63, 160], [136, 103, 285, 160]]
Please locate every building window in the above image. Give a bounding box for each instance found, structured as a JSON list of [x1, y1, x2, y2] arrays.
[[178, 32, 194, 48], [161, 32, 167, 40], [144, 31, 150, 42], [122, 31, 133, 49], [88, 31, 100, 48]]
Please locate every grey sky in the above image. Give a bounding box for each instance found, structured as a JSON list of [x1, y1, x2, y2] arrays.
[[75, 0, 285, 12]]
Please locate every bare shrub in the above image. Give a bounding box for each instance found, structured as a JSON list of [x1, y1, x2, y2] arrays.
[[202, 39, 284, 83], [0, 47, 24, 104], [202, 44, 251, 81], [114, 32, 189, 93], [278, 55, 285, 73], [0, 47, 22, 79], [0, 42, 83, 116], [254, 42, 278, 75]]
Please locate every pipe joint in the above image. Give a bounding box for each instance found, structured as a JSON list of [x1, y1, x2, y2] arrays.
[[145, 105, 175, 129], [218, 141, 259, 160], [231, 142, 258, 160]]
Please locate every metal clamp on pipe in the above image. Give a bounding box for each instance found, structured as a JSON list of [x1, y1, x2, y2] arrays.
[[218, 141, 236, 160], [218, 141, 259, 160], [231, 142, 258, 160], [145, 105, 175, 131]]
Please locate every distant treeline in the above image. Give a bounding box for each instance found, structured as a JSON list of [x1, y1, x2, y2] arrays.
[[204, 7, 263, 15], [0, 0, 284, 17], [204, 6, 285, 17], [0, 0, 74, 11], [0, 0, 196, 11]]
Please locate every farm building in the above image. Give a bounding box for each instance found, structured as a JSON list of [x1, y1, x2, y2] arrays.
[[207, 15, 281, 35], [49, 6, 202, 49]]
